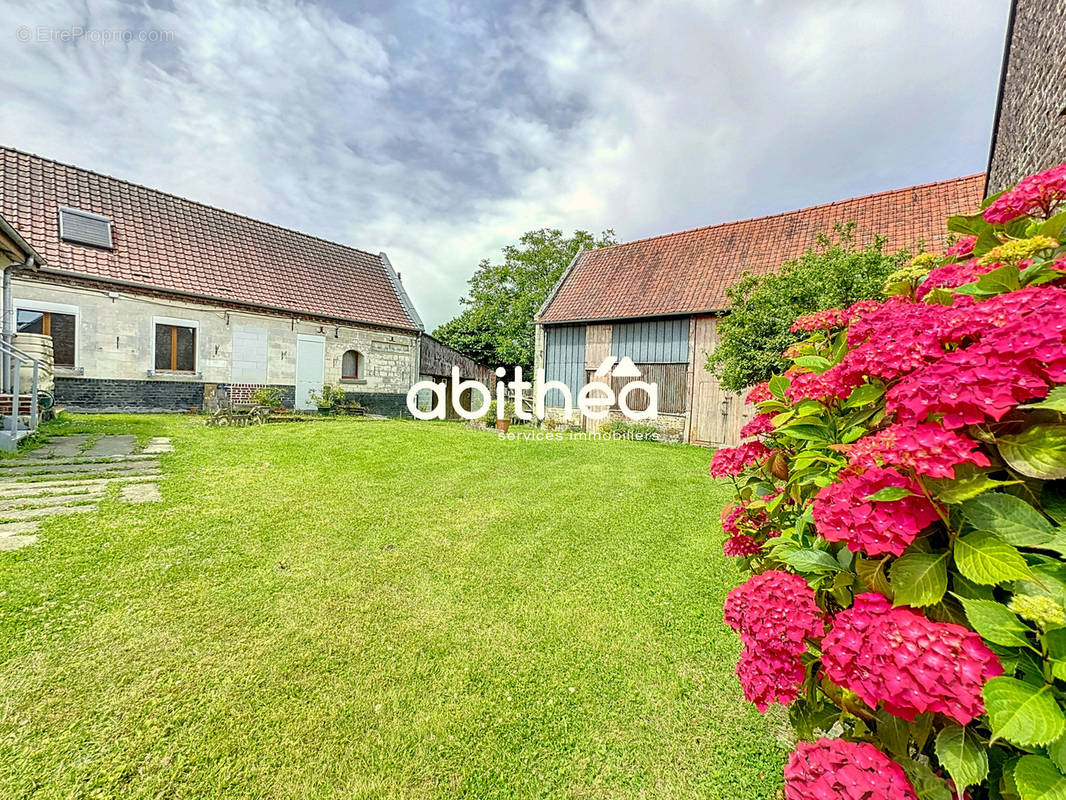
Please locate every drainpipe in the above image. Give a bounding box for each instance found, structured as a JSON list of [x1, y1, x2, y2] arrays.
[[2, 256, 33, 393]]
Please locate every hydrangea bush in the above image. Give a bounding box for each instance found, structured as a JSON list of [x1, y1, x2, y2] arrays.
[[711, 164, 1066, 799]]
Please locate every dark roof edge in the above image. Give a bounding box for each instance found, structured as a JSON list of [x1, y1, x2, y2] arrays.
[[534, 247, 584, 322], [34, 266, 420, 332], [582, 174, 984, 257], [0, 144, 383, 263], [984, 0, 1018, 195], [540, 308, 726, 326], [379, 252, 424, 331]]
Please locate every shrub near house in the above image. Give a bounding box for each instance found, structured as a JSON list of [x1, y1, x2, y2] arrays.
[[711, 165, 1066, 799]]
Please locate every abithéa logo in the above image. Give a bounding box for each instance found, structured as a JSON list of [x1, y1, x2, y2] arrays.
[[406, 357, 658, 421]]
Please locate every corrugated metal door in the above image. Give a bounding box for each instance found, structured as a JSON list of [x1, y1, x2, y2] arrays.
[[611, 318, 689, 363]]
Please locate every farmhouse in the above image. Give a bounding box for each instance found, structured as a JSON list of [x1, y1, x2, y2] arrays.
[[533, 175, 985, 446], [0, 146, 429, 415]]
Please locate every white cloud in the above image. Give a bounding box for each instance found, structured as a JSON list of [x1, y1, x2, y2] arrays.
[[2, 0, 1010, 329]]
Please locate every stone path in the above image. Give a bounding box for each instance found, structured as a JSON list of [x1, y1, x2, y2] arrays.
[[0, 435, 171, 553]]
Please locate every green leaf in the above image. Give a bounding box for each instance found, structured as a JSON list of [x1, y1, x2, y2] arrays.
[[955, 530, 1034, 585], [902, 756, 953, 800], [843, 383, 884, 408], [865, 486, 914, 502], [779, 547, 842, 574], [957, 596, 1034, 647], [1042, 483, 1066, 526], [1044, 629, 1066, 682], [962, 493, 1057, 548], [1022, 386, 1066, 413], [856, 556, 893, 598], [927, 467, 1018, 505], [1040, 210, 1066, 240], [1014, 755, 1066, 800], [777, 423, 831, 442], [792, 355, 832, 372], [984, 677, 1066, 747], [947, 211, 988, 237], [1049, 734, 1066, 773], [890, 552, 948, 607], [935, 724, 988, 792], [768, 374, 789, 401], [923, 287, 956, 306], [876, 709, 910, 758], [1000, 424, 1066, 480]]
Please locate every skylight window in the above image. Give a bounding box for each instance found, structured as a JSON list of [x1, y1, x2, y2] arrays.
[[58, 206, 113, 249]]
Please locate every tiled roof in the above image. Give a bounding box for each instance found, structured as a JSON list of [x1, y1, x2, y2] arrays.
[[538, 175, 986, 324], [0, 146, 421, 330]]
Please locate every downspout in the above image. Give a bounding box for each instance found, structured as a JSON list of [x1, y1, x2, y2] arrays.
[[2, 256, 34, 393]]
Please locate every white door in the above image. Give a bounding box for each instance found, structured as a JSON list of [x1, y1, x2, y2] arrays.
[[295, 335, 325, 410]]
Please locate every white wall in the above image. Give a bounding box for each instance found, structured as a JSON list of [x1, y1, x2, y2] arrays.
[[13, 277, 417, 393]]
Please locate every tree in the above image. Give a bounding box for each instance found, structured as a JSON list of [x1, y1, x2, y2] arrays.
[[706, 223, 910, 391], [434, 228, 616, 371]]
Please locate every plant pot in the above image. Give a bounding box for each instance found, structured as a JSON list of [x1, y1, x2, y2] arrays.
[[317, 407, 332, 416], [496, 418, 510, 432]]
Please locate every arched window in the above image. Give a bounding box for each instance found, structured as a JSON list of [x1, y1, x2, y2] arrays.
[[341, 349, 363, 380]]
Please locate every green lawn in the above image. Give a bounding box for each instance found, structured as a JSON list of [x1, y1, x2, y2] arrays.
[[0, 415, 784, 799]]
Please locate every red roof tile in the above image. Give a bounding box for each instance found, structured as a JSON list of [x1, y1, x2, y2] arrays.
[[0, 147, 420, 330], [538, 175, 986, 324]]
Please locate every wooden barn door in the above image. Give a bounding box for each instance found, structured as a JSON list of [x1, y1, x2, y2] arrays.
[[690, 317, 728, 445]]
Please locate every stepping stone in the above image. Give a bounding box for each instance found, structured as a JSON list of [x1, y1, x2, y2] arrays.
[[32, 435, 90, 459], [0, 461, 159, 477], [0, 504, 96, 522], [0, 535, 37, 551], [142, 437, 173, 454], [0, 521, 39, 536], [0, 475, 158, 492], [0, 492, 103, 510], [120, 483, 163, 503], [0, 454, 157, 470], [82, 435, 138, 458]]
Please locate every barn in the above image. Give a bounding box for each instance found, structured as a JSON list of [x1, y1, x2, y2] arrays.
[[533, 175, 985, 446]]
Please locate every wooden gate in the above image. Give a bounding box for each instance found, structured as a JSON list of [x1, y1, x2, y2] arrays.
[[689, 316, 753, 446]]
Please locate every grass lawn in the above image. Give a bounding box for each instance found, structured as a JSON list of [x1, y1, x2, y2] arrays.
[[0, 415, 784, 799]]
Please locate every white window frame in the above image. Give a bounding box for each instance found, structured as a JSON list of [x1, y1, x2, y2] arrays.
[[150, 315, 200, 376], [14, 298, 80, 370]]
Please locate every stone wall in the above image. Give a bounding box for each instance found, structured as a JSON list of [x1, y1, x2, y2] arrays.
[[987, 0, 1066, 193], [17, 277, 419, 412]]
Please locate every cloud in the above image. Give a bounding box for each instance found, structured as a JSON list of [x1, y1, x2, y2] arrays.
[[2, 0, 1009, 329]]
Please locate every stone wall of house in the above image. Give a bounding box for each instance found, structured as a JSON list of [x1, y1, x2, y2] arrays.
[[16, 277, 418, 412], [987, 0, 1066, 193]]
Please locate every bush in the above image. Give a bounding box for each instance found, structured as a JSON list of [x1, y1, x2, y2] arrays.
[[248, 386, 285, 409], [707, 223, 910, 392], [710, 164, 1066, 799], [309, 383, 361, 414]]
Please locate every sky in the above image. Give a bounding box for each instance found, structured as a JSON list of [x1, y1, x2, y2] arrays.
[[4, 0, 1011, 331]]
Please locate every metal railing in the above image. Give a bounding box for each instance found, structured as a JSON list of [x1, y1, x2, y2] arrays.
[[0, 338, 39, 435]]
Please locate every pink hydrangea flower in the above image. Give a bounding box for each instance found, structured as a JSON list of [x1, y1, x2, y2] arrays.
[[984, 163, 1066, 223], [811, 467, 939, 557], [822, 594, 1002, 724], [944, 235, 977, 259], [745, 382, 772, 404], [724, 570, 825, 711], [723, 534, 763, 558], [785, 738, 918, 800], [721, 501, 769, 537], [739, 412, 775, 438], [916, 258, 1010, 299], [709, 441, 772, 478], [791, 307, 849, 332], [845, 423, 990, 479]]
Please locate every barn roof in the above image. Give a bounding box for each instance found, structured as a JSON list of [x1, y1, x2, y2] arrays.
[[538, 174, 985, 324], [0, 146, 422, 331]]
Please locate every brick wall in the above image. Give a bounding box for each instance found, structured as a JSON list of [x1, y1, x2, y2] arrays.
[[342, 391, 411, 418], [987, 0, 1066, 193]]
